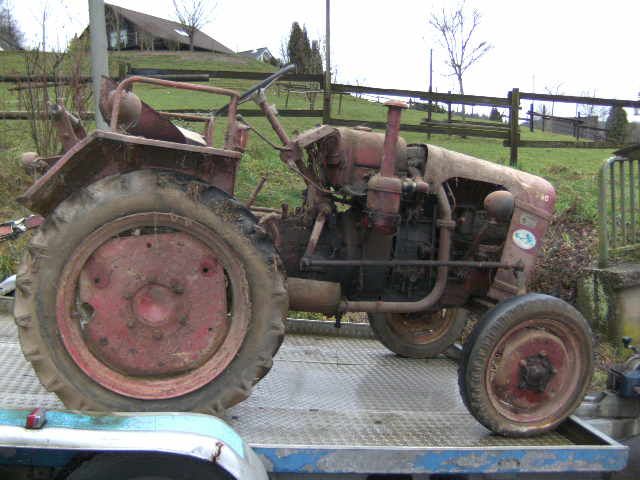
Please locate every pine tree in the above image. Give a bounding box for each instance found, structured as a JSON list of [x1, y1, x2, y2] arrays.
[[286, 22, 322, 73], [287, 22, 306, 73], [301, 27, 312, 72], [605, 106, 628, 144], [489, 107, 502, 122], [0, 0, 24, 49], [309, 40, 323, 74]]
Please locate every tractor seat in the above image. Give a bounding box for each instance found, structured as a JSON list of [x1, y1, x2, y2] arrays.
[[100, 77, 211, 148], [176, 126, 207, 147]]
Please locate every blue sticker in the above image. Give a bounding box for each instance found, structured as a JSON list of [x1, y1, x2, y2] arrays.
[[513, 229, 536, 250]]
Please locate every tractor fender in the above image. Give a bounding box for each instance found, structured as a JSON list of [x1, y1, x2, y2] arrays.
[[19, 130, 242, 216]]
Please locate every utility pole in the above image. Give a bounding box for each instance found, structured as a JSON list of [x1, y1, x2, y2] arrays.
[[322, 0, 331, 124], [88, 0, 109, 129], [429, 48, 433, 93], [427, 48, 433, 139]]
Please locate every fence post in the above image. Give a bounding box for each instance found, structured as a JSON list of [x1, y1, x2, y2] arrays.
[[598, 158, 611, 267], [529, 103, 534, 132], [322, 0, 332, 124], [509, 88, 520, 167], [338, 93, 343, 115], [447, 91, 452, 123]]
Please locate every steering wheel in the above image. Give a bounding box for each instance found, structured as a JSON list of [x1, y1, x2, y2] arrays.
[[216, 64, 296, 117]]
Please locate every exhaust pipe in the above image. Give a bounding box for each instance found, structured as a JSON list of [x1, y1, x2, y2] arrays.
[[287, 277, 341, 314]]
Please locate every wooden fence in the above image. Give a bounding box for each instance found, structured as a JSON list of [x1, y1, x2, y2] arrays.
[[3, 66, 640, 168]]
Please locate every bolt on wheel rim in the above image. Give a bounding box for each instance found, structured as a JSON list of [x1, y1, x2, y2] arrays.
[[56, 213, 250, 400]]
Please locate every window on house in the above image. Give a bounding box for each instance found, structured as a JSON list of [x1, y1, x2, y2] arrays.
[[109, 29, 128, 48]]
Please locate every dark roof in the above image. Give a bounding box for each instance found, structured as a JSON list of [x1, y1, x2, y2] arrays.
[[106, 3, 233, 53]]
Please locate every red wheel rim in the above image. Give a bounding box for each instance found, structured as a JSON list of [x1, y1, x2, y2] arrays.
[[485, 318, 585, 425], [56, 213, 250, 400], [387, 310, 456, 345]]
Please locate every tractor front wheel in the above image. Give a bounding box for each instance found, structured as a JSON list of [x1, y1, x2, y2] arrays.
[[458, 293, 593, 436], [14, 170, 287, 413]]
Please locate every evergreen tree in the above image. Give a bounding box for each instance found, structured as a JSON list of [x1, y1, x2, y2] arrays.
[[309, 40, 323, 74], [606, 106, 629, 144], [287, 22, 307, 73], [0, 0, 24, 49], [489, 107, 502, 122], [286, 22, 322, 73], [302, 27, 311, 71]]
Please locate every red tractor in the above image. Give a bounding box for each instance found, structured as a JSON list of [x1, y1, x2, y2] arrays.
[[15, 66, 592, 436]]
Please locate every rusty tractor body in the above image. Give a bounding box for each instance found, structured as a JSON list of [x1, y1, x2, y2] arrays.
[[15, 66, 593, 437]]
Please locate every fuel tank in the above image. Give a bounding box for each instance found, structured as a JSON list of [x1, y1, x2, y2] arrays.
[[322, 127, 407, 194]]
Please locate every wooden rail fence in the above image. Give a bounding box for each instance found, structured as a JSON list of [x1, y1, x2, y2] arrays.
[[3, 66, 640, 168]]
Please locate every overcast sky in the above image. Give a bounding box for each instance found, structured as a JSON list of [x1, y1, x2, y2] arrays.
[[11, 0, 640, 118]]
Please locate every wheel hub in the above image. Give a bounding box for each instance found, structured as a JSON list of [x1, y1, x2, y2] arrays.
[[78, 232, 227, 377], [519, 353, 556, 392], [487, 321, 577, 422], [132, 284, 180, 327]]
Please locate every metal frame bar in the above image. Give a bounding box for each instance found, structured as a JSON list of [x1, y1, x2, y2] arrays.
[[252, 416, 627, 475], [302, 258, 522, 270], [109, 76, 240, 149], [599, 155, 640, 267]]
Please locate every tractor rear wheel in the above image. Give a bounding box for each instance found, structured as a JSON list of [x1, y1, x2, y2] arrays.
[[14, 170, 287, 413], [368, 309, 467, 358], [458, 293, 593, 436]]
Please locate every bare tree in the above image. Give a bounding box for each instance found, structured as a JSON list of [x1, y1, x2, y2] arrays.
[[544, 82, 564, 116], [279, 37, 290, 65], [172, 0, 214, 51], [576, 88, 603, 119], [429, 1, 491, 113]]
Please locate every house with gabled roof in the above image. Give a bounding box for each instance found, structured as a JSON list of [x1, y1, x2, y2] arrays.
[[82, 3, 233, 53]]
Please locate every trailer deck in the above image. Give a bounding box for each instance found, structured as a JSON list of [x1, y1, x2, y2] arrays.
[[0, 314, 627, 476]]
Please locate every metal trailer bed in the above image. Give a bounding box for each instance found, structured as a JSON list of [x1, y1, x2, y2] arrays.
[[0, 313, 628, 477]]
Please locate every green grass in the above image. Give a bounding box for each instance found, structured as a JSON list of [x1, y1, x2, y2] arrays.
[[0, 50, 615, 277], [0, 50, 274, 76]]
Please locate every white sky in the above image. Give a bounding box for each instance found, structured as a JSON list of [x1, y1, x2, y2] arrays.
[[11, 0, 640, 118]]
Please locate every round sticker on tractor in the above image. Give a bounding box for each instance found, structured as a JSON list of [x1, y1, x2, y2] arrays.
[[513, 229, 537, 250]]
